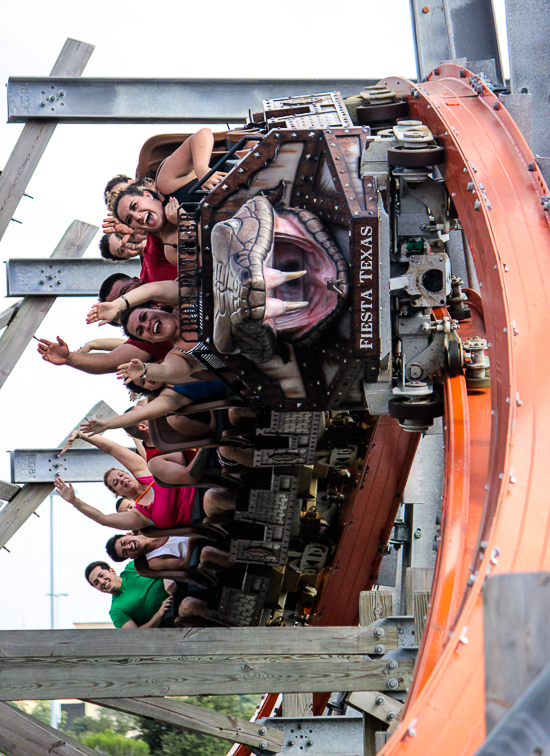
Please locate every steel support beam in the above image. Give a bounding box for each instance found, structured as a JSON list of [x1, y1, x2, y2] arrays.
[[0, 401, 117, 549], [506, 0, 550, 177], [7, 78, 374, 124], [258, 716, 363, 756], [0, 220, 98, 390], [409, 0, 503, 84], [6, 258, 141, 296], [0, 38, 94, 243], [11, 446, 132, 484]]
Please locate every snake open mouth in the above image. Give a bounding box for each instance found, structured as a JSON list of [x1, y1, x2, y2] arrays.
[[212, 196, 349, 363]]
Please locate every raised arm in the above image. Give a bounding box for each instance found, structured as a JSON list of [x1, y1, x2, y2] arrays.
[[68, 430, 150, 479], [117, 351, 200, 386], [87, 281, 179, 325], [54, 478, 150, 530], [156, 128, 226, 193], [78, 337, 127, 353], [38, 338, 152, 374], [81, 392, 182, 435]]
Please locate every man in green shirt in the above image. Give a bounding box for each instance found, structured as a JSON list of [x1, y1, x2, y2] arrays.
[[85, 560, 173, 629]]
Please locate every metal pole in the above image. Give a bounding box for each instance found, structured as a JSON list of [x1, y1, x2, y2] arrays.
[[49, 493, 57, 730]]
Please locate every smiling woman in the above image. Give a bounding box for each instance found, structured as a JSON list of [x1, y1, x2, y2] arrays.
[[55, 430, 207, 529]]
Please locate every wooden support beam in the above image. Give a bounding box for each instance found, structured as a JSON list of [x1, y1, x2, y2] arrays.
[[347, 691, 403, 725], [0, 38, 94, 242], [0, 480, 20, 502], [0, 220, 98, 390], [0, 302, 20, 330], [359, 591, 393, 625], [0, 627, 413, 700], [281, 693, 313, 717], [413, 590, 430, 643], [0, 701, 100, 756], [484, 572, 550, 733], [86, 697, 284, 753], [405, 567, 433, 615], [0, 400, 117, 549]]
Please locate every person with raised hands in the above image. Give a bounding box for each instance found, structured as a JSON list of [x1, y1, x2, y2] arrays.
[[55, 430, 234, 528], [86, 279, 231, 386]]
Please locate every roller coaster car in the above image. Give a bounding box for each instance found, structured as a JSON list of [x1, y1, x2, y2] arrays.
[[164, 89, 471, 433], [138, 87, 480, 626]]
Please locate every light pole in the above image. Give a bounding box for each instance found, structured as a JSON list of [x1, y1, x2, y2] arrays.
[[48, 490, 67, 728]]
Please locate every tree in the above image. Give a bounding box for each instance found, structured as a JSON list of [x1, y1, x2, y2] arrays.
[[82, 729, 149, 756]]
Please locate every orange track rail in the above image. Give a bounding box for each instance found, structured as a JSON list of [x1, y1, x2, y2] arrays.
[[377, 65, 550, 756]]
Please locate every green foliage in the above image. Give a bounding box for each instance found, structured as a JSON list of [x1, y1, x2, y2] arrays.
[[138, 695, 260, 756], [82, 729, 149, 756], [69, 709, 140, 737]]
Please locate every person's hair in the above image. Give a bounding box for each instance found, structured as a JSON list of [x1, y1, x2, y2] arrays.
[[125, 380, 154, 397], [103, 467, 118, 494], [112, 184, 161, 223], [104, 174, 133, 209], [115, 497, 126, 512], [99, 273, 133, 303], [99, 234, 124, 262], [122, 407, 149, 440], [85, 560, 111, 584], [105, 534, 126, 562]]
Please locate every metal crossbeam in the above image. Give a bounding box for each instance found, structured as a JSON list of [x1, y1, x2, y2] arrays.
[[11, 447, 131, 483], [409, 0, 503, 84], [6, 258, 141, 296], [0, 38, 94, 244], [259, 716, 363, 756], [0, 402, 117, 549], [7, 78, 375, 124]]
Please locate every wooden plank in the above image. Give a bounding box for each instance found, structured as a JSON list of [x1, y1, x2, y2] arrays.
[[359, 591, 393, 625], [484, 572, 550, 733], [0, 480, 20, 502], [0, 302, 20, 330], [413, 590, 430, 643], [0, 400, 117, 549], [347, 691, 403, 725], [405, 567, 433, 615], [0, 701, 100, 756], [0, 220, 98, 389], [0, 656, 415, 700], [281, 693, 313, 717], [363, 712, 380, 756], [0, 38, 94, 242], [0, 625, 396, 658], [86, 697, 284, 753]]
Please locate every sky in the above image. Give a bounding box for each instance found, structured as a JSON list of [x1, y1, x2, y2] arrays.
[[0, 0, 510, 631]]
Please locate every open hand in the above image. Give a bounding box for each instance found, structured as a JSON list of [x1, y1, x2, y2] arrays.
[[59, 430, 79, 456], [81, 416, 108, 435], [165, 196, 179, 225], [86, 301, 121, 326], [102, 213, 133, 245], [37, 336, 70, 365], [117, 359, 145, 384], [54, 476, 77, 504]]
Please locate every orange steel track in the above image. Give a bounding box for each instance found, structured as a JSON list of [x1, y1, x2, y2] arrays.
[[376, 65, 550, 755], [236, 64, 550, 756]]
